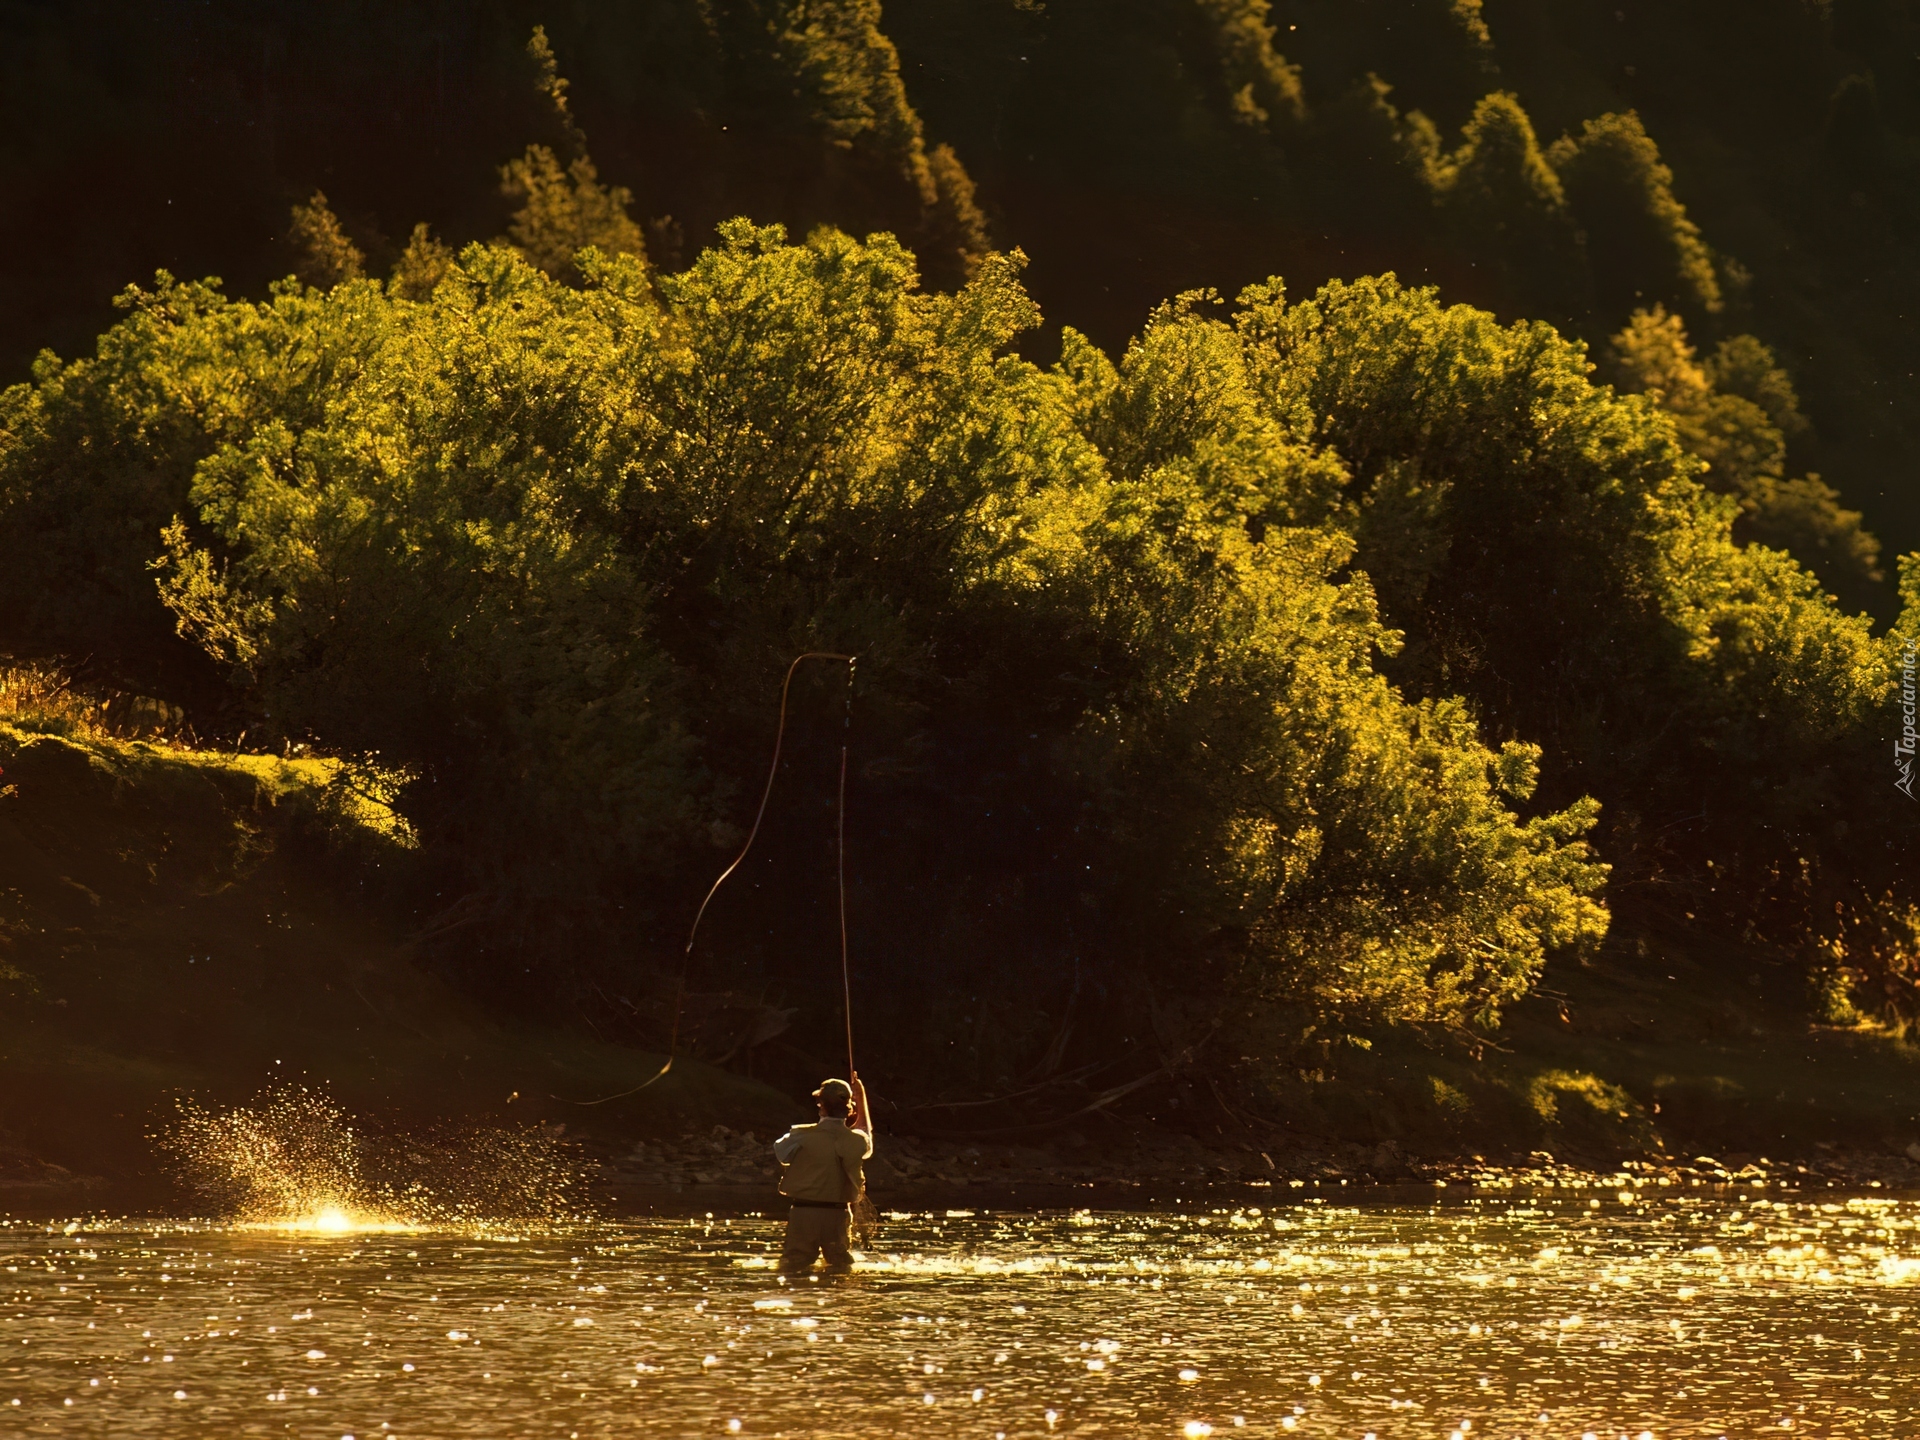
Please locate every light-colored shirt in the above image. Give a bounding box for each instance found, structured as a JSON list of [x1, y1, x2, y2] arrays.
[[773, 1117, 873, 1203]]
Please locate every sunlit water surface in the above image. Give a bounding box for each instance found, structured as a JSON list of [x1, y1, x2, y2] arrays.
[[4, 1193, 1918, 1438]]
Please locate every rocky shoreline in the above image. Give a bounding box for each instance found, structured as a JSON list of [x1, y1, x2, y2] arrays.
[[596, 1123, 1920, 1208], [8, 1123, 1920, 1215]]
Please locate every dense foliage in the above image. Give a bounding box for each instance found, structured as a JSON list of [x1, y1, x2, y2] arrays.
[[3, 3, 1918, 1097], [0, 224, 1601, 1068]]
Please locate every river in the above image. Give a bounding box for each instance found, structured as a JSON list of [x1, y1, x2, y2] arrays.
[[3, 1190, 1916, 1437]]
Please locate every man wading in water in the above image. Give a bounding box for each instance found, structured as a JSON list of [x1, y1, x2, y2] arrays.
[[773, 1076, 871, 1272]]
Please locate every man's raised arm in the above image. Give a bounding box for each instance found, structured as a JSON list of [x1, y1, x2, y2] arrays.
[[849, 1074, 872, 1152]]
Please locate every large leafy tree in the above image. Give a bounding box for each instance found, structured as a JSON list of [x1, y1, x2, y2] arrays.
[[46, 227, 1603, 1077], [1230, 274, 1906, 1008]]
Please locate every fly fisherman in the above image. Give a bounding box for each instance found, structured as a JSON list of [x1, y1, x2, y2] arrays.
[[773, 1076, 871, 1272]]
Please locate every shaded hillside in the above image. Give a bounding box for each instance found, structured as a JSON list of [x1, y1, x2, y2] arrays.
[[885, 0, 1920, 574], [0, 716, 788, 1202]]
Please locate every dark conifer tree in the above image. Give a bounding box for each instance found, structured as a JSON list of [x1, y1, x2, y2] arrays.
[[1549, 112, 1720, 325], [1430, 91, 1588, 324]]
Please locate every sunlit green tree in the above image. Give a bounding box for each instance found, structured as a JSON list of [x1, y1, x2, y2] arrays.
[[106, 226, 1607, 1052], [499, 26, 648, 282], [1234, 273, 1902, 1007]]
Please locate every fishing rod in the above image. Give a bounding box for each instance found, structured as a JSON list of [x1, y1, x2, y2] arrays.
[[836, 665, 856, 1081], [831, 663, 880, 1247], [558, 651, 858, 1105]]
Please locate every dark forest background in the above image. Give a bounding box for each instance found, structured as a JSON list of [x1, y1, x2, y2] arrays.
[[4, 0, 1920, 1120], [3, 0, 1915, 561]]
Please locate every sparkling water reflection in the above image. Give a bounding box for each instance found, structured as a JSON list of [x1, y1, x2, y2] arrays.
[[4, 1192, 1918, 1437]]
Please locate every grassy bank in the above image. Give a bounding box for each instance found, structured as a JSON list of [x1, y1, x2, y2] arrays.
[[1249, 934, 1920, 1175], [0, 720, 791, 1204]]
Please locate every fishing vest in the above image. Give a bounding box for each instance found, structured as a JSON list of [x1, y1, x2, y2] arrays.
[[777, 1118, 872, 1203]]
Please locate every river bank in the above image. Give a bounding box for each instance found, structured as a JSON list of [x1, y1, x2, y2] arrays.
[[13, 1112, 1920, 1219], [6, 720, 1920, 1222], [589, 1123, 1920, 1215]]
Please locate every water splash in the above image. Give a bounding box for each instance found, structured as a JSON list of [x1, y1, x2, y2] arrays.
[[157, 1086, 591, 1230], [161, 1087, 377, 1228]]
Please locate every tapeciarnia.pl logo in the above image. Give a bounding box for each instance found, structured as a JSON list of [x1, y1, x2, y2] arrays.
[[1900, 637, 1918, 799]]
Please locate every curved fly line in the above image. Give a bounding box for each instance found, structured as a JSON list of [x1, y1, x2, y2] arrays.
[[557, 651, 859, 1105]]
